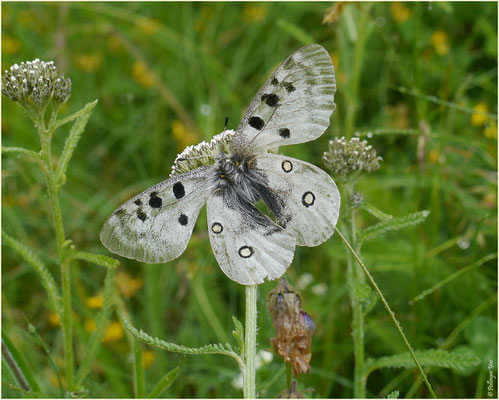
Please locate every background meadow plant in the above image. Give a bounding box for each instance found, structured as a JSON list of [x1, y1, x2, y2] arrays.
[[2, 2, 497, 398]]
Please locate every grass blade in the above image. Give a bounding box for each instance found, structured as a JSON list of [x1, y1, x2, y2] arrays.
[[71, 251, 120, 269], [134, 339, 145, 398], [147, 366, 179, 398], [2, 331, 42, 395]]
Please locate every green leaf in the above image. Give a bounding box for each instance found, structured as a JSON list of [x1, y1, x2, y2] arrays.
[[2, 330, 42, 395], [55, 100, 98, 188], [2, 230, 62, 315], [147, 367, 179, 398], [366, 349, 481, 375], [122, 319, 243, 369], [76, 268, 116, 386], [71, 251, 120, 269], [360, 200, 393, 221], [358, 210, 430, 247], [353, 281, 372, 305], [232, 316, 245, 356], [411, 253, 497, 304], [386, 390, 400, 399], [1, 146, 41, 160]]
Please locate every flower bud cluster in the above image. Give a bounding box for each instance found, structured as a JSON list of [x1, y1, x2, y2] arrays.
[[267, 278, 316, 377], [323, 136, 382, 176], [170, 129, 235, 176], [2, 59, 72, 110]]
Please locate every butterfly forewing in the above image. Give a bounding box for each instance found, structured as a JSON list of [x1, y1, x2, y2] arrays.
[[206, 190, 296, 285], [100, 167, 213, 263], [254, 153, 340, 247], [231, 44, 336, 152]]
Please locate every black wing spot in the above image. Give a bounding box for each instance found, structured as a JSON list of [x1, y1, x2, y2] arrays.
[[137, 210, 147, 221], [249, 116, 265, 130], [261, 93, 279, 107], [173, 182, 185, 199], [284, 82, 296, 92], [302, 191, 315, 207], [279, 128, 290, 138], [178, 213, 188, 226], [238, 246, 254, 258], [149, 194, 163, 208], [134, 199, 142, 206], [283, 57, 295, 70], [271, 77, 279, 86]]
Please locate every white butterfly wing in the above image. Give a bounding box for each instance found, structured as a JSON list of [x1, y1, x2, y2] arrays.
[[254, 153, 340, 247], [230, 44, 336, 152], [206, 190, 296, 285], [100, 167, 213, 263]]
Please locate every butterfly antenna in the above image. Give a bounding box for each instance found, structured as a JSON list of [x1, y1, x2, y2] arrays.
[[224, 116, 229, 130]]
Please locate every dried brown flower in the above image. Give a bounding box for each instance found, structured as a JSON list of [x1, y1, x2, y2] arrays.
[[267, 278, 316, 377]]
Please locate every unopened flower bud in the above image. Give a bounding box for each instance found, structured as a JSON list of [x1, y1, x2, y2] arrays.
[[322, 136, 382, 176], [2, 59, 72, 112], [267, 278, 316, 377]]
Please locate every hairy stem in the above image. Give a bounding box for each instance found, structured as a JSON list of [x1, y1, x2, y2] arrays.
[[344, 184, 366, 398], [243, 284, 257, 399], [37, 110, 75, 393], [335, 227, 437, 398]]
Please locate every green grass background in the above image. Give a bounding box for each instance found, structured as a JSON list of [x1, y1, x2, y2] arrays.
[[1, 2, 497, 398]]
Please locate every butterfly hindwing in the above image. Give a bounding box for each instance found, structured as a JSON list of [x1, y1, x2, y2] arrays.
[[231, 44, 336, 152], [253, 153, 341, 247], [100, 167, 213, 263], [206, 189, 296, 285]]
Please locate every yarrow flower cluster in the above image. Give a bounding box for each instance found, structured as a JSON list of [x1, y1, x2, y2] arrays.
[[1, 59, 72, 110], [322, 136, 382, 176], [170, 129, 235, 176]]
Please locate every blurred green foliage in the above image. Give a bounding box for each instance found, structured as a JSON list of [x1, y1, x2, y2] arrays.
[[2, 2, 497, 398]]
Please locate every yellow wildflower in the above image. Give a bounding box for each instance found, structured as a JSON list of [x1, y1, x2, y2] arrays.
[[142, 350, 156, 369], [48, 312, 60, 327], [171, 120, 199, 150], [484, 120, 497, 139], [391, 2, 412, 23], [86, 294, 104, 309], [102, 321, 125, 343], [431, 31, 449, 56], [107, 35, 123, 53], [74, 53, 102, 72], [85, 319, 97, 333], [132, 61, 155, 88], [2, 36, 20, 55], [115, 272, 143, 298], [428, 149, 440, 164], [471, 103, 489, 127], [243, 4, 266, 23], [136, 17, 162, 35]]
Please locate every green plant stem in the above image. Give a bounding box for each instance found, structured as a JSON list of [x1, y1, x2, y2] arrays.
[[243, 284, 257, 399], [38, 112, 75, 393], [334, 227, 437, 399], [344, 184, 366, 398]]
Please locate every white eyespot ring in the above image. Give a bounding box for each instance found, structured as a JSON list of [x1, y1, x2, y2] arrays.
[[302, 191, 315, 207], [238, 246, 253, 258], [211, 222, 223, 234], [281, 160, 293, 173]]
